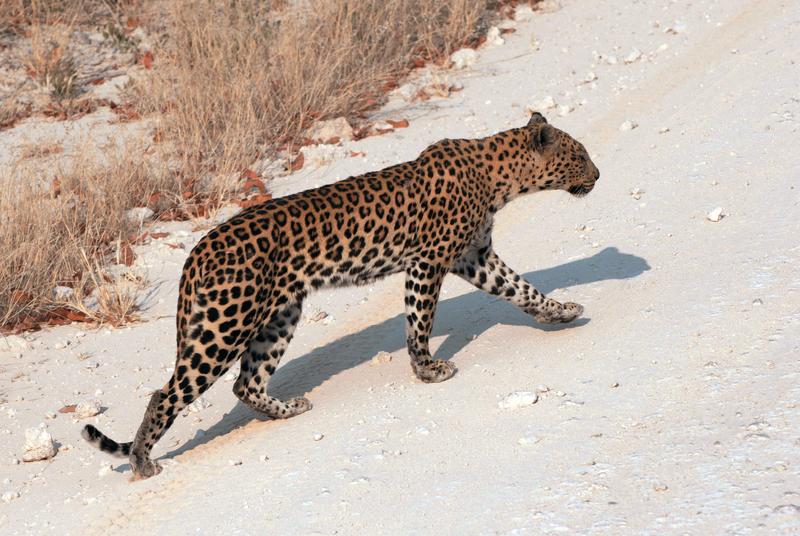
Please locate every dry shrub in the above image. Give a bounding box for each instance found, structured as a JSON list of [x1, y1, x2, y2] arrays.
[[0, 0, 141, 33], [142, 0, 490, 186], [0, 148, 177, 328]]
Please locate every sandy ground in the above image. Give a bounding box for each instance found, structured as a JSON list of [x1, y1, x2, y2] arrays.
[[2, 0, 799, 534]]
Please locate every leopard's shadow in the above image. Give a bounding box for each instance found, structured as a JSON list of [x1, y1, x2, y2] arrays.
[[163, 246, 648, 461]]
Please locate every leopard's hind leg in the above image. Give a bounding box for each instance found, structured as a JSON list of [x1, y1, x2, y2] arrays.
[[127, 280, 264, 479], [233, 297, 311, 419]]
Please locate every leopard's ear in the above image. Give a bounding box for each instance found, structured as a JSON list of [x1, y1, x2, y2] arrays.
[[527, 112, 548, 127], [529, 122, 555, 152]]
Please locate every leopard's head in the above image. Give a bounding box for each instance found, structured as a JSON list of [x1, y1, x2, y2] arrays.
[[523, 112, 599, 197]]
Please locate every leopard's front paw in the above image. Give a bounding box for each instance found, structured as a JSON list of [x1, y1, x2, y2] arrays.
[[533, 300, 584, 324], [414, 359, 457, 383]]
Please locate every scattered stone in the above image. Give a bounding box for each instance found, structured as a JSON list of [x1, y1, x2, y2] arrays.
[[306, 310, 329, 324], [228, 459, 243, 466], [619, 120, 638, 132], [1, 490, 20, 503], [752, 298, 764, 306], [583, 71, 598, 83], [658, 126, 670, 134], [21, 426, 56, 462], [371, 351, 392, 365], [535, 0, 562, 13], [653, 483, 669, 492], [450, 48, 478, 69], [54, 340, 71, 350], [664, 21, 687, 35], [313, 432, 324, 441], [498, 391, 539, 409], [306, 117, 354, 143], [485, 26, 505, 47], [0, 335, 31, 353], [554, 390, 567, 397], [605, 54, 618, 65], [126, 207, 155, 223], [611, 382, 620, 388], [624, 48, 643, 64], [322, 314, 336, 326], [514, 4, 535, 21], [526, 96, 556, 114], [53, 286, 75, 301], [98, 463, 114, 477], [299, 144, 349, 170], [517, 436, 541, 446], [183, 396, 212, 415], [259, 454, 269, 462], [74, 399, 102, 419], [557, 104, 574, 117], [706, 207, 724, 222], [630, 188, 644, 200]]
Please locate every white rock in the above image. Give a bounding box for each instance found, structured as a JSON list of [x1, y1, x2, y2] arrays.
[[515, 5, 535, 21], [624, 48, 643, 64], [605, 54, 618, 65], [583, 71, 598, 83], [306, 117, 354, 143], [526, 96, 556, 114], [54, 340, 71, 350], [313, 432, 324, 441], [658, 127, 670, 134], [517, 436, 541, 446], [535, 0, 562, 13], [371, 351, 392, 365], [98, 463, 114, 477], [75, 399, 102, 419], [22, 426, 56, 462], [183, 396, 212, 414], [450, 48, 478, 69], [126, 207, 155, 223], [706, 207, 724, 222], [52, 286, 75, 301], [630, 187, 645, 200], [0, 335, 31, 353], [557, 104, 574, 117], [1, 490, 20, 503], [619, 120, 638, 132], [300, 144, 349, 170], [259, 454, 269, 462], [554, 390, 567, 397], [498, 391, 539, 409], [228, 459, 242, 466], [485, 26, 504, 47]]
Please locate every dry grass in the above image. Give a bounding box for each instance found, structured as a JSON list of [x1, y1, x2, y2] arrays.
[[141, 0, 491, 190], [0, 148, 178, 328], [1, 0, 514, 329]]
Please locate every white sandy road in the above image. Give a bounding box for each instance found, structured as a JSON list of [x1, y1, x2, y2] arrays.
[[1, 0, 800, 534]]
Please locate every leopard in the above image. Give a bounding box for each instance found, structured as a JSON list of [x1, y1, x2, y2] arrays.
[[82, 112, 600, 479]]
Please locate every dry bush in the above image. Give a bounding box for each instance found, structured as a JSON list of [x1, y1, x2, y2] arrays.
[[141, 0, 490, 188], [0, 0, 141, 33], [0, 148, 178, 328]]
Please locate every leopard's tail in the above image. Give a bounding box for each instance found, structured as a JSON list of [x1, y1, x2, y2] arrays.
[[81, 424, 131, 458]]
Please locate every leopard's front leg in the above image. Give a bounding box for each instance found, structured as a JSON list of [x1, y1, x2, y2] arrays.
[[404, 260, 456, 383], [452, 244, 583, 324]]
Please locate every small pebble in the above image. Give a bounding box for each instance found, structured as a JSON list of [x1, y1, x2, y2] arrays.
[[313, 432, 324, 441], [98, 463, 114, 477], [228, 459, 243, 466], [611, 382, 620, 388], [557, 104, 574, 116], [619, 120, 638, 132], [259, 454, 269, 462], [498, 391, 539, 409], [706, 207, 724, 222], [74, 399, 102, 419], [517, 436, 541, 446], [1, 490, 20, 503], [624, 48, 642, 63], [658, 127, 670, 134], [371, 351, 392, 365]]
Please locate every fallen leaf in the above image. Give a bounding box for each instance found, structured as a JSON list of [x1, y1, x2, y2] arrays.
[[386, 119, 409, 128], [242, 177, 266, 195], [241, 169, 259, 180], [10, 290, 32, 306], [349, 151, 365, 157], [236, 193, 273, 209], [147, 191, 161, 206], [58, 405, 77, 414], [290, 153, 304, 172], [141, 50, 153, 69], [51, 178, 61, 198], [500, 27, 517, 35], [119, 242, 136, 266], [149, 232, 170, 239], [325, 136, 340, 145]]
